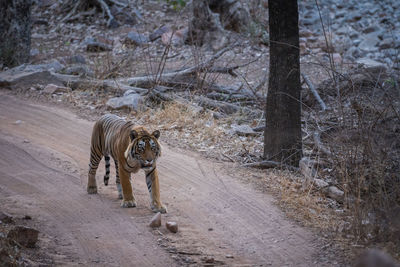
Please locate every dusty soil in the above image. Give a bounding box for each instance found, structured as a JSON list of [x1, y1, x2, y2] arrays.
[[0, 91, 340, 266]]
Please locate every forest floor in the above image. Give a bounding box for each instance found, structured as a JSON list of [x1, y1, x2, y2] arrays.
[[0, 92, 344, 266]]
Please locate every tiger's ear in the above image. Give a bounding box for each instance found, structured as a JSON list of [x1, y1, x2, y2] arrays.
[[152, 130, 160, 139], [130, 130, 138, 141]]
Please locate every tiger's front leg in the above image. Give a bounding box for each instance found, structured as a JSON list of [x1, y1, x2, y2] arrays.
[[119, 167, 137, 208], [145, 168, 167, 213]]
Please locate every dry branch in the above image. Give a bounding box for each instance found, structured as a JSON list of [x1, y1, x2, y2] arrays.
[[243, 160, 299, 171], [119, 44, 238, 86], [302, 73, 327, 111], [52, 72, 147, 94]]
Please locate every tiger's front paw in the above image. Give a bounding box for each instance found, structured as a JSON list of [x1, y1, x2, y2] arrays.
[[121, 199, 137, 208], [152, 205, 167, 214], [87, 185, 97, 194]]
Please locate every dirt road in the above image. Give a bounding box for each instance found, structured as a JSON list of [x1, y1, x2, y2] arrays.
[[0, 92, 327, 266]]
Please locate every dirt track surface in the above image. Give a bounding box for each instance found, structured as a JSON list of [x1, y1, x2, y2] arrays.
[[0, 92, 326, 266]]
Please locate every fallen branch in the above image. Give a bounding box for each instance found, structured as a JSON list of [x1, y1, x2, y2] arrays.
[[119, 44, 238, 86], [96, 0, 118, 27], [242, 160, 299, 171], [313, 131, 332, 156], [194, 95, 261, 116], [302, 73, 327, 111], [52, 72, 148, 94]]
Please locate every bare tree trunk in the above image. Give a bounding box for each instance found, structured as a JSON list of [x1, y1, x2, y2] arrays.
[[0, 0, 32, 67], [187, 0, 224, 47], [263, 0, 302, 167]]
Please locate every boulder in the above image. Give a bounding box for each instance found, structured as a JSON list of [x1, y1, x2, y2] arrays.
[[358, 33, 380, 52], [7, 226, 39, 248], [0, 66, 64, 88], [149, 26, 170, 42], [327, 186, 344, 202], [356, 58, 387, 73], [124, 31, 149, 46], [161, 29, 187, 47], [106, 93, 144, 111]]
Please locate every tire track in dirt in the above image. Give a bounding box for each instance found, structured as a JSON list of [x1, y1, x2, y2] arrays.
[[0, 92, 328, 266]]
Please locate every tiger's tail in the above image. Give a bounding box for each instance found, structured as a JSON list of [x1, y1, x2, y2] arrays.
[[104, 155, 110, 186]]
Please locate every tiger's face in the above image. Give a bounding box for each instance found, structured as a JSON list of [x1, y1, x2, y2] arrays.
[[129, 129, 161, 170]]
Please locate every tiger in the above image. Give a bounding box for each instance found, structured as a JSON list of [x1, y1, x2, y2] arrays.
[[87, 114, 167, 213]]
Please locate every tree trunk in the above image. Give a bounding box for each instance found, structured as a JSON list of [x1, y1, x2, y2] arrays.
[[0, 0, 32, 68], [263, 0, 302, 167], [187, 0, 224, 47]]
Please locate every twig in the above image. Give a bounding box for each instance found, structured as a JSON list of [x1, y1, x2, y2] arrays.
[[242, 160, 299, 171], [96, 0, 117, 27], [302, 73, 327, 111], [313, 131, 332, 156]]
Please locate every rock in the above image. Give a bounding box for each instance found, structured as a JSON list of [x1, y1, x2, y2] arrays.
[[62, 65, 94, 77], [299, 157, 316, 181], [362, 25, 381, 34], [379, 39, 394, 49], [344, 46, 362, 59], [7, 226, 39, 248], [110, 6, 138, 26], [0, 212, 13, 224], [30, 48, 39, 57], [358, 33, 380, 52], [346, 12, 362, 22], [86, 39, 112, 52], [124, 31, 149, 46], [149, 212, 161, 228], [230, 124, 259, 136], [313, 178, 329, 189], [149, 26, 170, 42], [0, 66, 64, 89], [14, 120, 22, 125], [161, 28, 187, 47], [225, 254, 234, 258], [43, 84, 72, 94], [202, 256, 214, 263], [327, 186, 344, 202], [356, 58, 387, 73], [67, 54, 86, 64], [166, 221, 178, 233], [106, 93, 144, 111]]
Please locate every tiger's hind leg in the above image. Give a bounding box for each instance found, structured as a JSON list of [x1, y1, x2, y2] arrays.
[[87, 121, 104, 194], [114, 159, 123, 199], [103, 155, 110, 186], [87, 151, 102, 194]]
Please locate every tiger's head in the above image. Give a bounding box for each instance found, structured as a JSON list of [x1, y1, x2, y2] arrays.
[[124, 127, 161, 171]]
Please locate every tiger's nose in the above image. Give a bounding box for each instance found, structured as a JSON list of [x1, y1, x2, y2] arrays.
[[144, 160, 153, 166]]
